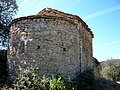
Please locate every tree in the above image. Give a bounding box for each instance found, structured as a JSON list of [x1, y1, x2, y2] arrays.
[[100, 59, 120, 81], [0, 0, 18, 49]]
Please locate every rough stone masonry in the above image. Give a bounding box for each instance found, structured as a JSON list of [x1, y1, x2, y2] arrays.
[[8, 8, 95, 80]]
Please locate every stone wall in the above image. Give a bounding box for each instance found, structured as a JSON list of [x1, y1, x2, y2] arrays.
[[8, 8, 94, 80], [93, 57, 100, 77]]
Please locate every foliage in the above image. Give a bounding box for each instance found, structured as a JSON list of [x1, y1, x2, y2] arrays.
[[11, 67, 72, 90], [1, 66, 120, 90], [13, 67, 49, 90], [0, 50, 7, 86], [49, 75, 66, 90], [35, 75, 50, 90], [74, 69, 94, 90], [0, 0, 18, 48], [0, 67, 95, 90], [100, 59, 120, 81], [0, 50, 7, 57]]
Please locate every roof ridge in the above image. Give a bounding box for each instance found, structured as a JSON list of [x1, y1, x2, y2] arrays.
[[10, 8, 94, 38]]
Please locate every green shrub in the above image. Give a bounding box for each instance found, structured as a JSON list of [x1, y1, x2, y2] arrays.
[[12, 67, 69, 90], [8, 66, 76, 90], [35, 75, 49, 90], [1, 66, 95, 90], [49, 75, 67, 90], [75, 69, 94, 90], [13, 67, 49, 90]]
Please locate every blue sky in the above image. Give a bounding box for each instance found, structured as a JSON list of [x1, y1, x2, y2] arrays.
[[15, 0, 120, 61]]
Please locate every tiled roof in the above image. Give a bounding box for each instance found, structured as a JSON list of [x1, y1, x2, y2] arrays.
[[9, 8, 94, 38]]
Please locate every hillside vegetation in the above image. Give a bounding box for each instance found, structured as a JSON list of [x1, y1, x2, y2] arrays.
[[0, 50, 120, 90], [100, 59, 120, 81]]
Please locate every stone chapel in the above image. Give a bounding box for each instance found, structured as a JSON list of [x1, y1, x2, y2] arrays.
[[8, 8, 97, 80]]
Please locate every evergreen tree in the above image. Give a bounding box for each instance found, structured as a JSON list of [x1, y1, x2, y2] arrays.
[[0, 0, 18, 49]]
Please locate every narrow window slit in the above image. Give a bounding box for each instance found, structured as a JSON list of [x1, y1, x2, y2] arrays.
[[37, 46, 41, 49], [63, 48, 66, 51]]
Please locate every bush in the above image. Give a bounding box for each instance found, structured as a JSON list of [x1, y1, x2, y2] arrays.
[[74, 69, 94, 90], [11, 67, 73, 90], [49, 75, 67, 90], [13, 67, 37, 90], [1, 66, 95, 90], [13, 67, 49, 90], [100, 59, 120, 81]]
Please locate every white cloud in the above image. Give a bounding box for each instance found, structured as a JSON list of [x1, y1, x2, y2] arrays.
[[94, 40, 120, 50], [18, 0, 28, 8], [83, 4, 120, 20], [94, 44, 120, 52]]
